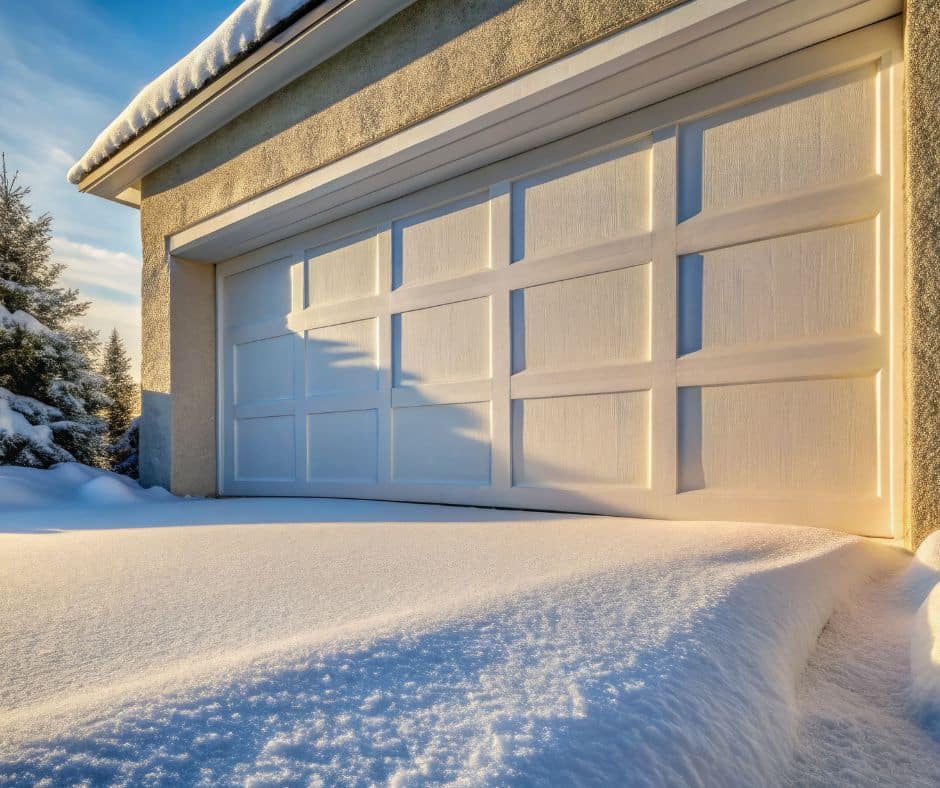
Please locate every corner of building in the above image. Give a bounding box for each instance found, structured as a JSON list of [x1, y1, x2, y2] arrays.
[[903, 0, 940, 549]]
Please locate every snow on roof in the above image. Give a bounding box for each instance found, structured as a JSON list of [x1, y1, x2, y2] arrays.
[[67, 0, 320, 184]]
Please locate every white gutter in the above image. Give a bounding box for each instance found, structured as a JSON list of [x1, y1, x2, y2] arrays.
[[73, 0, 418, 207]]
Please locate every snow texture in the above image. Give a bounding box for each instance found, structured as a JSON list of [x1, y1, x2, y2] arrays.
[[0, 399, 52, 450], [1, 469, 934, 785], [909, 532, 940, 737], [67, 0, 313, 183], [787, 544, 940, 786], [0, 389, 72, 467], [0, 303, 48, 335], [0, 462, 173, 511]]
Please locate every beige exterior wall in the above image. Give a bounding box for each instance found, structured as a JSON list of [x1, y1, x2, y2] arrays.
[[904, 0, 940, 548], [138, 0, 681, 495], [136, 0, 940, 548]]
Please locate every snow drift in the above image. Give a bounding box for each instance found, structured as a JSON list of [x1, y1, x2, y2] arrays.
[[0, 462, 172, 512], [910, 531, 940, 736], [0, 487, 903, 786]]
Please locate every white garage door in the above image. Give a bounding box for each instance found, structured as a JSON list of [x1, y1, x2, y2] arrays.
[[218, 33, 901, 535]]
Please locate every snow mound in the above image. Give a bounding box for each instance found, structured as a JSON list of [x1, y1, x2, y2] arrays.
[[904, 530, 940, 605], [67, 0, 313, 183], [78, 474, 148, 504], [0, 463, 174, 512], [0, 509, 898, 785], [915, 531, 940, 574], [912, 584, 940, 737], [910, 533, 940, 737]]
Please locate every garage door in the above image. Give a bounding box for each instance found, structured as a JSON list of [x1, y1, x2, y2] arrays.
[[218, 33, 901, 535]]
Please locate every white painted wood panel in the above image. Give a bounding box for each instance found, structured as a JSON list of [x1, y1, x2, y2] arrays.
[[223, 256, 293, 327], [393, 298, 490, 386], [235, 416, 295, 481], [392, 402, 491, 484], [305, 232, 377, 308], [511, 142, 650, 263], [306, 318, 378, 395], [678, 67, 876, 219], [217, 28, 900, 536], [678, 378, 877, 494], [512, 391, 649, 487], [512, 265, 651, 373], [234, 334, 294, 404], [308, 410, 378, 482], [393, 194, 490, 287], [678, 220, 877, 354]]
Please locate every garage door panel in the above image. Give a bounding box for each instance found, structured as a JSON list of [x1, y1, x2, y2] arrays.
[[511, 141, 651, 263], [512, 265, 651, 374], [306, 231, 377, 309], [393, 298, 491, 386], [235, 415, 296, 482], [234, 334, 294, 404], [306, 318, 378, 395], [308, 410, 378, 483], [392, 402, 491, 485], [678, 66, 876, 221], [678, 378, 878, 495], [224, 256, 294, 327], [512, 391, 650, 487], [678, 220, 878, 355], [393, 194, 490, 288]]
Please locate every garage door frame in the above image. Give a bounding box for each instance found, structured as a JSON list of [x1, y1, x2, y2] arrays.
[[216, 19, 903, 535]]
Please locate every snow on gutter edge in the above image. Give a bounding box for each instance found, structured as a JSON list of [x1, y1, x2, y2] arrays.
[[67, 0, 328, 185]]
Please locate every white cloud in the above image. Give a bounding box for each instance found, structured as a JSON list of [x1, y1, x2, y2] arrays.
[[52, 237, 141, 380], [47, 146, 76, 169], [52, 237, 140, 298]]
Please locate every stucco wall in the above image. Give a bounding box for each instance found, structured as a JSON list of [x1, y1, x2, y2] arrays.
[[904, 0, 940, 548], [137, 0, 682, 494]]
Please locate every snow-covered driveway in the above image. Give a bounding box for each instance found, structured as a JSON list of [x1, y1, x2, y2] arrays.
[[1, 466, 938, 786]]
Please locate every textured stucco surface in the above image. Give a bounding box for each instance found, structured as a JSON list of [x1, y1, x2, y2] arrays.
[[904, 0, 940, 548], [137, 0, 682, 493]]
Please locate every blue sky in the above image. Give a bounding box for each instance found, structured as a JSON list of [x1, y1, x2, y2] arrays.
[[0, 0, 238, 377]]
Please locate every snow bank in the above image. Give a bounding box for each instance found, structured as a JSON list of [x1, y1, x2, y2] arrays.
[[786, 544, 940, 786], [0, 501, 895, 785], [0, 462, 173, 512], [912, 584, 940, 737], [909, 532, 940, 737], [906, 530, 940, 601], [67, 0, 313, 183]]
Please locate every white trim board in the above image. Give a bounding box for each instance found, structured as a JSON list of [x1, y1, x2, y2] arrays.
[[173, 0, 900, 261]]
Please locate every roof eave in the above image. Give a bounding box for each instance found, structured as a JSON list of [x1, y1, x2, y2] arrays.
[[74, 0, 418, 207]]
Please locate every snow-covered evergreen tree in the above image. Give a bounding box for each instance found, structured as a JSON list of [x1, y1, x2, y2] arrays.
[[0, 155, 108, 467], [100, 328, 140, 476], [100, 328, 136, 445], [110, 417, 139, 479]]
